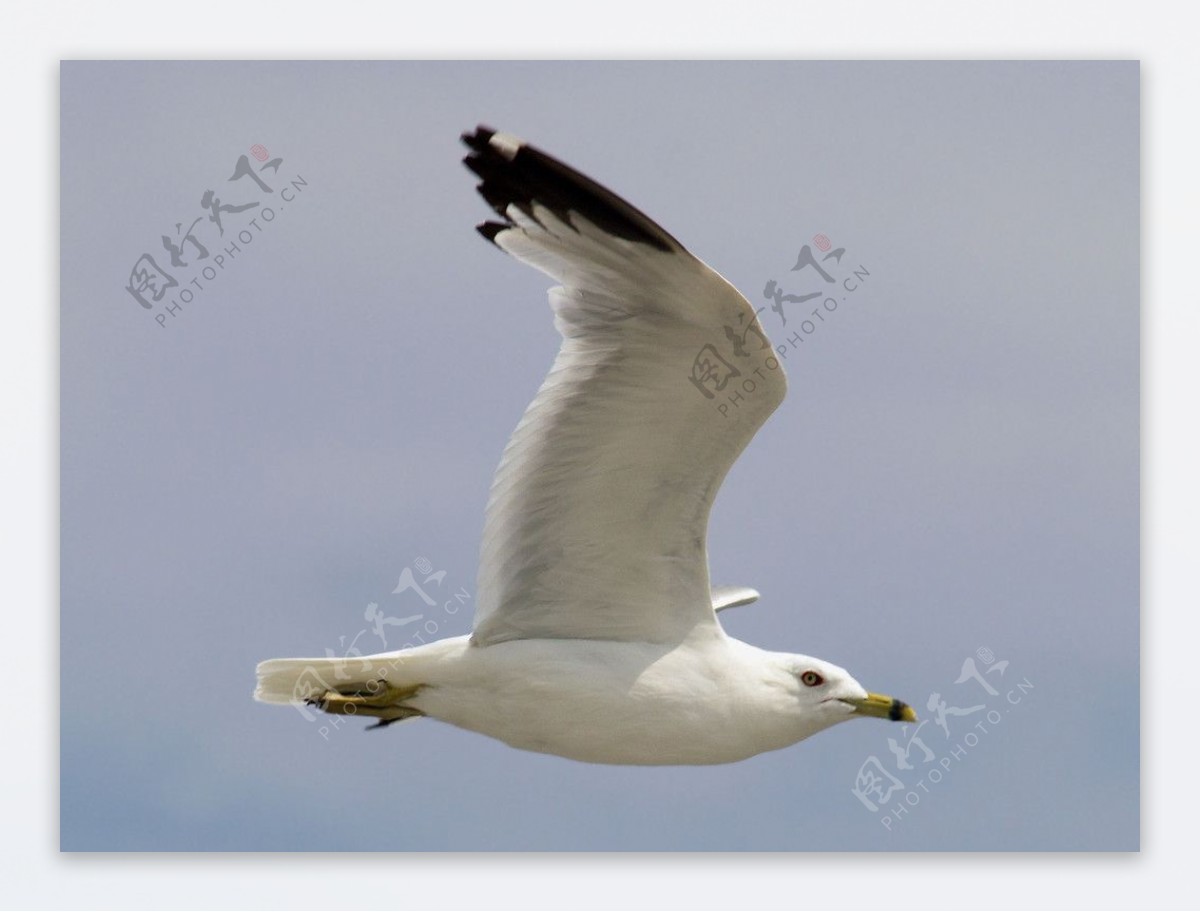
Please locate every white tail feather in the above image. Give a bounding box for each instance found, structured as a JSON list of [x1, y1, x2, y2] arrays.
[[254, 655, 401, 705]]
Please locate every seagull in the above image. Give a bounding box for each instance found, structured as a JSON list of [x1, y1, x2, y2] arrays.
[[254, 126, 915, 765]]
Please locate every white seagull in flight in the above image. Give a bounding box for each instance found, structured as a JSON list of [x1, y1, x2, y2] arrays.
[[254, 126, 915, 765]]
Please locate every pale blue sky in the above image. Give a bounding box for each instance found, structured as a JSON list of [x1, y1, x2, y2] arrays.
[[60, 60, 1138, 850]]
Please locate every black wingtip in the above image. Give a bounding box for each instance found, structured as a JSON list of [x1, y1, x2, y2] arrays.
[[460, 125, 497, 153], [459, 124, 680, 253], [476, 222, 507, 244]]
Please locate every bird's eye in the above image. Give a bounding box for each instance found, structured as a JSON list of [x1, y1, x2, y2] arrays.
[[800, 671, 824, 687]]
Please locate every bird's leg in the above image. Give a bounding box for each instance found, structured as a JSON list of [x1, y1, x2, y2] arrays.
[[306, 680, 425, 725]]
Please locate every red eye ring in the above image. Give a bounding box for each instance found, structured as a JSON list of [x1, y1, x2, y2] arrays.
[[800, 670, 824, 687]]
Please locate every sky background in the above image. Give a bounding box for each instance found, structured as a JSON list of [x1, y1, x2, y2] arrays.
[[60, 60, 1138, 851]]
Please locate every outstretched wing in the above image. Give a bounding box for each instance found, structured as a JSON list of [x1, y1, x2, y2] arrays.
[[463, 126, 786, 647]]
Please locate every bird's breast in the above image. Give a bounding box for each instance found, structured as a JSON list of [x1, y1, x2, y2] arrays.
[[411, 636, 806, 765]]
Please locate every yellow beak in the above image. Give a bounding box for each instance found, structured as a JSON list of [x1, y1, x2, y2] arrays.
[[843, 692, 917, 722]]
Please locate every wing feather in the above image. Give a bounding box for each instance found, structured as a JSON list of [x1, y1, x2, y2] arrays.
[[712, 586, 762, 613], [462, 126, 786, 646]]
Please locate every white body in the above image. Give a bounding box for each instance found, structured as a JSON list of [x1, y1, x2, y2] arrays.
[[258, 633, 861, 765]]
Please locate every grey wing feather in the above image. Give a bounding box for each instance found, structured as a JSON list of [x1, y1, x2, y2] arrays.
[[462, 127, 786, 646]]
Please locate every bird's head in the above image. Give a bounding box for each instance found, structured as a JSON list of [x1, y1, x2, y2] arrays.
[[783, 654, 917, 733]]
